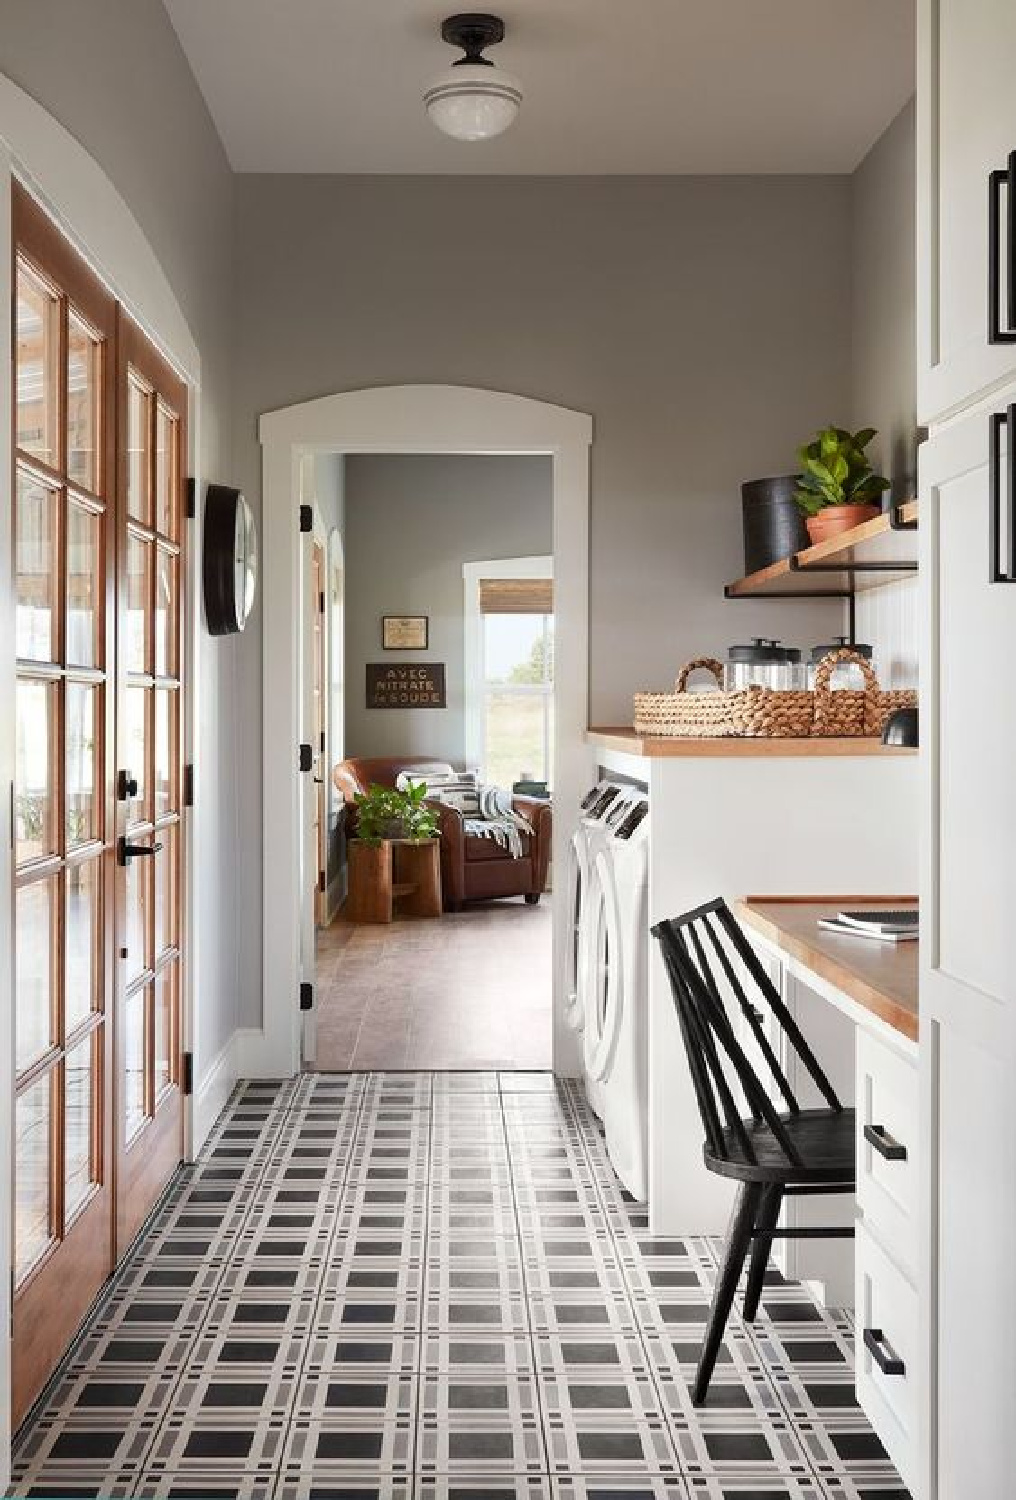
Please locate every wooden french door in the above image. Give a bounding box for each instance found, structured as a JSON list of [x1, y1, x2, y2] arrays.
[[113, 317, 187, 1256], [10, 184, 187, 1422], [12, 187, 117, 1424]]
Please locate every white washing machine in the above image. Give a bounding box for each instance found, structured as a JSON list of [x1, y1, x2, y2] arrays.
[[564, 781, 632, 1052], [581, 786, 650, 1201]]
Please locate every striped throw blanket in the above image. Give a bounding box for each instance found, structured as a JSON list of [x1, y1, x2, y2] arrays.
[[397, 768, 533, 859]]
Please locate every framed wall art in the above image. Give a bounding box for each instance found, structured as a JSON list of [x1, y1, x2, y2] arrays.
[[382, 614, 429, 650]]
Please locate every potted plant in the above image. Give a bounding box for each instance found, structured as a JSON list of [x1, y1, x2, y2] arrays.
[[794, 425, 890, 544], [347, 782, 440, 923]]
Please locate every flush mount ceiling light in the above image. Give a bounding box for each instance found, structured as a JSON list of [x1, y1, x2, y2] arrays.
[[424, 13, 522, 142]]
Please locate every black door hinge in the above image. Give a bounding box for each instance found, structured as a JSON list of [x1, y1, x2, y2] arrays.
[[299, 743, 313, 772], [320, 730, 326, 753], [319, 590, 325, 614], [300, 982, 313, 1012], [182, 1051, 194, 1096], [299, 504, 313, 533], [318, 870, 326, 894], [185, 478, 197, 520], [184, 764, 195, 807]]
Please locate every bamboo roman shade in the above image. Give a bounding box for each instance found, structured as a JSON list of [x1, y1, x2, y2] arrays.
[[478, 577, 553, 615]]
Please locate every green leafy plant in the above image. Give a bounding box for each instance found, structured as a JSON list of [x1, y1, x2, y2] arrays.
[[353, 781, 439, 846], [793, 426, 891, 517]]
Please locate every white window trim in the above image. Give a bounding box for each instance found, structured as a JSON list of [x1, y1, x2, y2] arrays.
[[463, 554, 553, 781]]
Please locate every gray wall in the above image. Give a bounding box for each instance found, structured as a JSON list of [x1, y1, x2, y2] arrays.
[[343, 453, 552, 764], [231, 175, 855, 1023], [0, 0, 241, 1071], [851, 98, 918, 496]]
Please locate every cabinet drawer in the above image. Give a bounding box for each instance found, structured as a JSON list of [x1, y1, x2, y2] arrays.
[[855, 1220, 918, 1492], [856, 1030, 918, 1276]]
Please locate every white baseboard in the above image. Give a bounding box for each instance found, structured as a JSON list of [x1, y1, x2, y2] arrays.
[[234, 1025, 296, 1079], [191, 1033, 239, 1157]]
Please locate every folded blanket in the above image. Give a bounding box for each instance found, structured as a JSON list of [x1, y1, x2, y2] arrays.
[[464, 784, 534, 860], [398, 770, 533, 859]]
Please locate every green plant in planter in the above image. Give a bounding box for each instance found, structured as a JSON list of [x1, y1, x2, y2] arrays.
[[793, 426, 891, 517], [353, 781, 439, 846]]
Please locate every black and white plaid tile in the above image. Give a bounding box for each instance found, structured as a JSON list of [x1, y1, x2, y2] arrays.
[[9, 1071, 909, 1500]]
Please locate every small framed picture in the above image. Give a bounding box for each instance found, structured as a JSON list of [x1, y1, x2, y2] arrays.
[[383, 615, 429, 650]]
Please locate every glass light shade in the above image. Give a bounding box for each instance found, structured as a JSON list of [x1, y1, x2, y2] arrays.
[[424, 63, 522, 141]]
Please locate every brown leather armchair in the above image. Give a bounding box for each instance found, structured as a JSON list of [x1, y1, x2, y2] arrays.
[[333, 756, 552, 912]]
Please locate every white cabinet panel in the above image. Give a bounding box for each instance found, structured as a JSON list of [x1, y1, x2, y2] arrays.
[[856, 1030, 918, 1280], [856, 1219, 919, 1493], [918, 0, 1016, 421], [920, 396, 1016, 1499]]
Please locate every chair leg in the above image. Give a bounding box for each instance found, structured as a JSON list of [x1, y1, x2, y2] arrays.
[[742, 1185, 782, 1322], [693, 1182, 763, 1406]]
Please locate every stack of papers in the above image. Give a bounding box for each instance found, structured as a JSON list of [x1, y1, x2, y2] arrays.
[[818, 908, 919, 943]]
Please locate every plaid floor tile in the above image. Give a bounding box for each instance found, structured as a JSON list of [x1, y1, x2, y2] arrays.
[[9, 1072, 910, 1500]]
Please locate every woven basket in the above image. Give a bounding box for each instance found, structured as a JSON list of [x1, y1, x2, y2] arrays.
[[633, 650, 917, 740], [810, 648, 918, 738]]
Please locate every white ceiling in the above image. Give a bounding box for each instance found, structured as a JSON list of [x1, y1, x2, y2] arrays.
[[164, 0, 915, 176]]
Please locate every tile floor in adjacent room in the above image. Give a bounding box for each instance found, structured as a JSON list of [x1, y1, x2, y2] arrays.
[[10, 1072, 909, 1500], [314, 903, 553, 1071]]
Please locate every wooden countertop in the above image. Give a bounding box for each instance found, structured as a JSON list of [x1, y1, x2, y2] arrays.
[[587, 727, 917, 758], [737, 896, 919, 1043]]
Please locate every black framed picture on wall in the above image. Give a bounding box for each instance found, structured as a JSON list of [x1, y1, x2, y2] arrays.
[[382, 615, 429, 650]]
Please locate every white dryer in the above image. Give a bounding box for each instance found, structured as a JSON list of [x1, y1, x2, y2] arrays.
[[581, 787, 650, 1201], [564, 781, 633, 1058]]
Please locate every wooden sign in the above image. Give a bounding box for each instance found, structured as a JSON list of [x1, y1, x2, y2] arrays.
[[366, 662, 446, 709]]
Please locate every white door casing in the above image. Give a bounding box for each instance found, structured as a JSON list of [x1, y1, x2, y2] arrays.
[[257, 385, 592, 1081]]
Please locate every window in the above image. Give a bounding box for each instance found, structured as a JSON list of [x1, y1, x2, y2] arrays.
[[465, 561, 553, 790]]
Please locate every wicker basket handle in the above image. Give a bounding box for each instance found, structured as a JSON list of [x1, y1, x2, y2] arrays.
[[813, 648, 881, 734], [675, 658, 724, 693]]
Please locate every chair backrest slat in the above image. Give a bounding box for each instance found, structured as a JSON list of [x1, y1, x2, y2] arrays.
[[660, 930, 757, 1162], [652, 896, 840, 1171], [713, 902, 842, 1113], [701, 913, 798, 1115]]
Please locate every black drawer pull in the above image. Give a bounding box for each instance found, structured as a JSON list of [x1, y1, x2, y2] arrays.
[[863, 1326, 905, 1377], [989, 149, 1016, 344], [989, 405, 1016, 584], [864, 1123, 907, 1162]]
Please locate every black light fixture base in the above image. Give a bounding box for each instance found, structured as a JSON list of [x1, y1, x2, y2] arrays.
[[442, 13, 504, 66]]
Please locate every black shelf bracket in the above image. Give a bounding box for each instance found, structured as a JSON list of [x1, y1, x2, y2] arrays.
[[889, 502, 918, 532], [787, 556, 918, 577]]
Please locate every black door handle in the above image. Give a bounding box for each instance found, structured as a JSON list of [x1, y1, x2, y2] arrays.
[[863, 1326, 905, 1378], [864, 1123, 907, 1162], [119, 837, 164, 867], [989, 404, 1016, 583], [989, 150, 1016, 344]]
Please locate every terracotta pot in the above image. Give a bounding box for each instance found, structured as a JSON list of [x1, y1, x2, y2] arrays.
[[805, 503, 881, 546]]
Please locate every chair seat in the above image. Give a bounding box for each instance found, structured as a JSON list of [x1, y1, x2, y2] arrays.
[[464, 833, 532, 862], [704, 1106, 856, 1185]]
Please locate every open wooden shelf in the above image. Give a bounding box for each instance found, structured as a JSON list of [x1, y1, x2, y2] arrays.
[[725, 500, 919, 600]]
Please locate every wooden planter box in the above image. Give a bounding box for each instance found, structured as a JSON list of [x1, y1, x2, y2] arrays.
[[346, 838, 442, 923]]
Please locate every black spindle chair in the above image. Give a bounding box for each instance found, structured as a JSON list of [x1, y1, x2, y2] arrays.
[[652, 897, 855, 1405]]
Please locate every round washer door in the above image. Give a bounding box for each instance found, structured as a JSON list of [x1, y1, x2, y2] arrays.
[[584, 849, 625, 1083], [563, 831, 589, 1034]]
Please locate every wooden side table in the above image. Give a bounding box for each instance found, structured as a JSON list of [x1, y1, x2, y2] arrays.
[[346, 838, 442, 923]]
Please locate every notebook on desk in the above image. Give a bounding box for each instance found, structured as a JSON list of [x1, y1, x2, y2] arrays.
[[818, 908, 919, 943]]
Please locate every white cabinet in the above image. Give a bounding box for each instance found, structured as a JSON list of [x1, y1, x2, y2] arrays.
[[854, 1031, 919, 1492], [918, 392, 1016, 1499], [918, 0, 1016, 422]]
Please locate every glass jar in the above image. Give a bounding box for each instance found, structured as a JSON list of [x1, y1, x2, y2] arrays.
[[724, 639, 805, 692], [807, 638, 874, 690]]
